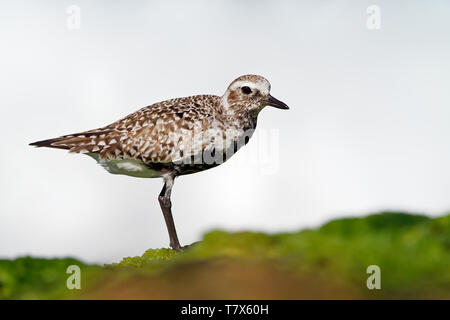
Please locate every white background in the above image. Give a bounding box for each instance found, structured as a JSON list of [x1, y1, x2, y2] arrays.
[[1, 0, 449, 263]]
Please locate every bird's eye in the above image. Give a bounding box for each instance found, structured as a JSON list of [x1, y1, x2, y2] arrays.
[[241, 86, 252, 95]]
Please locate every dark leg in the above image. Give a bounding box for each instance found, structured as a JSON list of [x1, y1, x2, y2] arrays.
[[158, 173, 182, 251]]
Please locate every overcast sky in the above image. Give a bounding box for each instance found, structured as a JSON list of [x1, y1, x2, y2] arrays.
[[1, 0, 449, 264]]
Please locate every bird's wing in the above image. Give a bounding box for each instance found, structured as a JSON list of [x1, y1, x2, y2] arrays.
[[29, 95, 220, 163]]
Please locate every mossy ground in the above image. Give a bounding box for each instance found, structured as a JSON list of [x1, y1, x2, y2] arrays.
[[1, 212, 449, 299]]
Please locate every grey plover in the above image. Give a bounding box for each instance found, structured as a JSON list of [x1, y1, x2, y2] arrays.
[[30, 74, 289, 251]]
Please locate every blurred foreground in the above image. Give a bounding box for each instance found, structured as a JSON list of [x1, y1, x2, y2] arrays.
[[1, 212, 449, 299]]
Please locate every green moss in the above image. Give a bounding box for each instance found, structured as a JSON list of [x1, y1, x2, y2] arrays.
[[0, 257, 102, 299], [115, 248, 178, 268], [1, 212, 449, 299]]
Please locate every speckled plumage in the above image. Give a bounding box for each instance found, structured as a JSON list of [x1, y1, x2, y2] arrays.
[[31, 75, 287, 177], [47, 94, 223, 163], [30, 74, 289, 250]]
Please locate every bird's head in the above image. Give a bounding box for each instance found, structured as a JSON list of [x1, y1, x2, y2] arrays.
[[222, 74, 289, 114]]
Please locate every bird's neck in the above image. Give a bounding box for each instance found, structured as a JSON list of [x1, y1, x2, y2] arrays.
[[223, 92, 260, 118], [223, 103, 259, 131]]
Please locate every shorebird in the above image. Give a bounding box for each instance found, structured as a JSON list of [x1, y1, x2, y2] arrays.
[[30, 74, 289, 251]]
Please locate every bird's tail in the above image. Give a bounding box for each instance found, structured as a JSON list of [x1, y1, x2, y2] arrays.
[[29, 130, 106, 151], [29, 137, 71, 150], [29, 128, 117, 154]]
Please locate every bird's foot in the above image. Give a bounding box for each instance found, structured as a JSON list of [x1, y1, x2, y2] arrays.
[[182, 241, 201, 250], [171, 241, 201, 252]]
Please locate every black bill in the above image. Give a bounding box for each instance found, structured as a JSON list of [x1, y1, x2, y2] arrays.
[[264, 94, 289, 110]]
